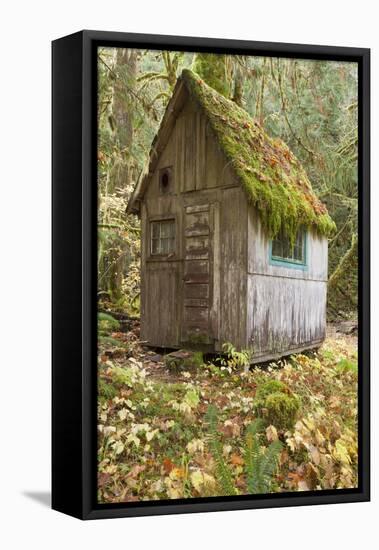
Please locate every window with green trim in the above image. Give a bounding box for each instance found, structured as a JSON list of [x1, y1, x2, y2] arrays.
[[271, 229, 306, 265]]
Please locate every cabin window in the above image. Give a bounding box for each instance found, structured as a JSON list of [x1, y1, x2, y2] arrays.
[[151, 219, 176, 256], [270, 229, 306, 267], [159, 167, 172, 194]]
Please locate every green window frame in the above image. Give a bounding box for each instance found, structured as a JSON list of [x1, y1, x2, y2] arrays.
[[269, 229, 307, 269]]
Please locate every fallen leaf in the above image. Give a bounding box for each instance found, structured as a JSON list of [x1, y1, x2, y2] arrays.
[[186, 439, 205, 454], [230, 454, 244, 466], [118, 408, 128, 421], [266, 425, 279, 442], [98, 473, 110, 487], [190, 470, 216, 492], [126, 464, 146, 478], [163, 458, 175, 474]]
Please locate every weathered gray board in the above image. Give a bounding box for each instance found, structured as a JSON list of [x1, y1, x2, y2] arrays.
[[246, 206, 328, 361], [139, 90, 328, 361]]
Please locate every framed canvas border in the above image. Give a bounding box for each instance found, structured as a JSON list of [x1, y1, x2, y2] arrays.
[[52, 30, 370, 520]]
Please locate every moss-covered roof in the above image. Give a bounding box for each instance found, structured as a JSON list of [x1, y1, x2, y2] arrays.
[[181, 69, 335, 241]]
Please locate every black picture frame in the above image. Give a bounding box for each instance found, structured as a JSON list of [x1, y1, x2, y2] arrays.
[[52, 30, 370, 520]]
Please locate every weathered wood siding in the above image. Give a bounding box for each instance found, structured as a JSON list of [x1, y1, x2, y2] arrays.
[[246, 205, 328, 360], [140, 95, 239, 349], [218, 186, 248, 351]]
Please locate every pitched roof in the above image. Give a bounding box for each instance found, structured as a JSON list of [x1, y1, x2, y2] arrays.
[[128, 69, 335, 241]]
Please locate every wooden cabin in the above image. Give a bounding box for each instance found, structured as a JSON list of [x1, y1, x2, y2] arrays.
[[127, 69, 335, 363]]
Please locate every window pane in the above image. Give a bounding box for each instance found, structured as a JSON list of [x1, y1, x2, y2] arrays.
[[152, 222, 160, 238], [160, 222, 170, 238], [271, 229, 305, 264], [151, 238, 159, 255], [272, 239, 283, 258], [162, 238, 169, 255], [151, 220, 175, 255]]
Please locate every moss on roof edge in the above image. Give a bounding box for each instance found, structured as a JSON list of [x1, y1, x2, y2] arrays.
[[181, 69, 336, 242]]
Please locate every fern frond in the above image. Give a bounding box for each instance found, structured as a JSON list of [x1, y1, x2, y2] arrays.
[[261, 439, 283, 490], [205, 406, 237, 496], [245, 420, 264, 494], [244, 420, 282, 494]]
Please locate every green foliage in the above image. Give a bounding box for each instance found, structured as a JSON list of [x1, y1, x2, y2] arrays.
[[255, 380, 301, 430], [182, 69, 336, 244], [221, 342, 252, 370], [99, 335, 123, 346], [98, 312, 120, 330], [98, 313, 121, 345], [205, 406, 282, 495], [255, 379, 287, 400], [336, 358, 357, 374], [204, 405, 237, 496], [264, 393, 301, 431], [191, 351, 204, 368], [244, 419, 283, 494], [192, 53, 231, 98], [110, 365, 146, 388], [98, 378, 117, 402]]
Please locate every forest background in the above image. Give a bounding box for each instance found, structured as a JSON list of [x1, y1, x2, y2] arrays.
[[97, 49, 358, 321]]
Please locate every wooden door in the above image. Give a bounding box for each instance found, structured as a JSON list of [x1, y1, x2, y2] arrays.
[[181, 203, 220, 347]]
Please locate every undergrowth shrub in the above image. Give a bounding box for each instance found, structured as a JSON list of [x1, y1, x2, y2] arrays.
[[98, 312, 121, 345], [221, 342, 252, 370], [98, 378, 117, 402], [255, 379, 300, 430]]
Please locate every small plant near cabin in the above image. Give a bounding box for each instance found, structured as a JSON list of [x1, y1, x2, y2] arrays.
[[221, 342, 252, 371], [254, 379, 301, 431], [205, 405, 283, 496]]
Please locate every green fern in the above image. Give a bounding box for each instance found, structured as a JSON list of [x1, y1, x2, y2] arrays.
[[98, 335, 122, 346], [98, 378, 117, 402], [205, 406, 283, 496], [245, 420, 283, 494], [98, 312, 120, 331], [204, 405, 237, 496]]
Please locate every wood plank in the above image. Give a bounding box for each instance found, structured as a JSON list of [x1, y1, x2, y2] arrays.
[[210, 201, 220, 340], [184, 283, 209, 299], [184, 211, 210, 237], [183, 272, 209, 284], [184, 298, 209, 308], [185, 236, 209, 259], [185, 204, 209, 214], [183, 306, 209, 329]]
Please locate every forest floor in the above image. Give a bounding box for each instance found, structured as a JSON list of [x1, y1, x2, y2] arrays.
[[97, 319, 358, 503]]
